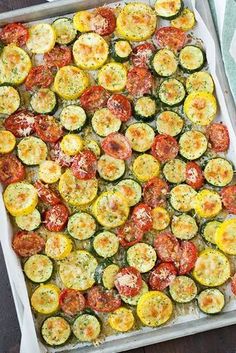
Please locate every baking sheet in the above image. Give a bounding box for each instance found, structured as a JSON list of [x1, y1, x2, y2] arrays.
[[0, 0, 236, 353]]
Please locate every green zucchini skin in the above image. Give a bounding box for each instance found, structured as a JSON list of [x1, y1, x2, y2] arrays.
[[179, 45, 206, 73], [97, 154, 126, 182], [134, 95, 157, 122], [23, 254, 53, 284], [200, 220, 222, 245], [30, 88, 58, 115], [155, 0, 184, 20], [52, 17, 77, 45], [110, 39, 132, 63], [41, 316, 72, 347], [151, 49, 178, 78], [197, 288, 225, 315], [169, 275, 198, 303], [158, 78, 186, 107], [91, 231, 119, 258]]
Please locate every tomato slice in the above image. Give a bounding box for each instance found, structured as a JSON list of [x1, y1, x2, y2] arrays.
[[35, 115, 63, 143], [59, 289, 85, 316], [231, 273, 236, 295], [71, 150, 97, 180], [154, 231, 180, 263], [0, 23, 29, 46], [115, 267, 142, 297], [44, 46, 72, 69], [126, 67, 153, 97], [34, 180, 61, 206], [12, 231, 45, 258], [117, 219, 144, 247], [221, 185, 236, 214], [0, 154, 25, 185], [25, 65, 54, 91], [91, 7, 116, 36], [151, 134, 179, 163], [131, 203, 153, 232], [156, 26, 186, 51], [131, 43, 155, 69], [186, 161, 204, 190], [178, 241, 198, 275], [4, 110, 35, 137], [87, 285, 121, 313], [107, 94, 132, 122], [101, 133, 132, 160], [44, 204, 69, 232], [80, 85, 110, 114], [207, 123, 230, 152], [149, 262, 177, 291], [143, 177, 169, 208], [50, 142, 74, 167]]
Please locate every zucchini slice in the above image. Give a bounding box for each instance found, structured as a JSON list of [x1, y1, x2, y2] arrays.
[[170, 184, 197, 213], [125, 123, 155, 152], [27, 23, 56, 54], [184, 92, 217, 126], [158, 78, 185, 106], [204, 158, 233, 187], [30, 88, 57, 115], [110, 39, 132, 63], [152, 49, 178, 77], [98, 62, 127, 92], [60, 105, 87, 131], [16, 208, 41, 231], [163, 159, 186, 184], [0, 85, 20, 115], [59, 250, 97, 291], [156, 110, 184, 136], [24, 254, 53, 283], [137, 291, 173, 327], [41, 316, 71, 346], [169, 276, 197, 303], [92, 108, 121, 137], [17, 136, 48, 165], [97, 154, 125, 182], [179, 45, 205, 73], [52, 18, 77, 45], [73, 33, 108, 70], [179, 130, 208, 160], [194, 189, 222, 219], [92, 231, 119, 258], [39, 160, 61, 184], [171, 214, 198, 240], [45, 233, 72, 261], [197, 289, 225, 315], [193, 248, 230, 287], [121, 280, 148, 306], [95, 261, 120, 289], [0, 130, 16, 154], [201, 220, 222, 245], [85, 140, 101, 158], [67, 212, 96, 240], [134, 96, 157, 121], [132, 154, 160, 182], [108, 307, 134, 332], [115, 179, 142, 207], [60, 134, 83, 156], [151, 206, 170, 231], [155, 0, 183, 19], [215, 219, 236, 255], [31, 284, 60, 315], [127, 243, 157, 273], [171, 8, 195, 31], [186, 71, 214, 94], [73, 314, 101, 342]]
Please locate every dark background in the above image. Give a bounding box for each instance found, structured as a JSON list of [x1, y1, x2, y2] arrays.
[[0, 1, 236, 352]]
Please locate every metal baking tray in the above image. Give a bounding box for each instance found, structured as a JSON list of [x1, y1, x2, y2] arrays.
[[0, 1, 236, 353]]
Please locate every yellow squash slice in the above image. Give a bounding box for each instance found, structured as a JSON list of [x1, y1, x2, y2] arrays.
[[31, 284, 60, 314], [27, 23, 56, 54], [184, 92, 217, 126], [109, 307, 134, 332], [215, 219, 236, 255]]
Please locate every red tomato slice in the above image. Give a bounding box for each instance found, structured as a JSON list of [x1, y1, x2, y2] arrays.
[[44, 204, 69, 232], [117, 219, 144, 247], [71, 150, 97, 180], [107, 94, 132, 122], [115, 266, 142, 297], [126, 67, 153, 97], [87, 285, 121, 313], [4, 110, 35, 137], [91, 7, 116, 36], [34, 180, 61, 206], [151, 134, 179, 163], [231, 273, 236, 295], [101, 133, 132, 160], [25, 65, 54, 91], [0, 154, 25, 185], [186, 161, 204, 190], [178, 241, 198, 275], [35, 115, 63, 143], [143, 177, 169, 208], [207, 123, 230, 152], [154, 231, 180, 263], [156, 26, 187, 51], [149, 262, 177, 291], [50, 142, 74, 167], [131, 43, 155, 69], [0, 23, 29, 46], [44, 46, 72, 69], [131, 203, 153, 232], [221, 185, 236, 214], [80, 85, 110, 114], [12, 231, 45, 258], [59, 289, 85, 316]]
